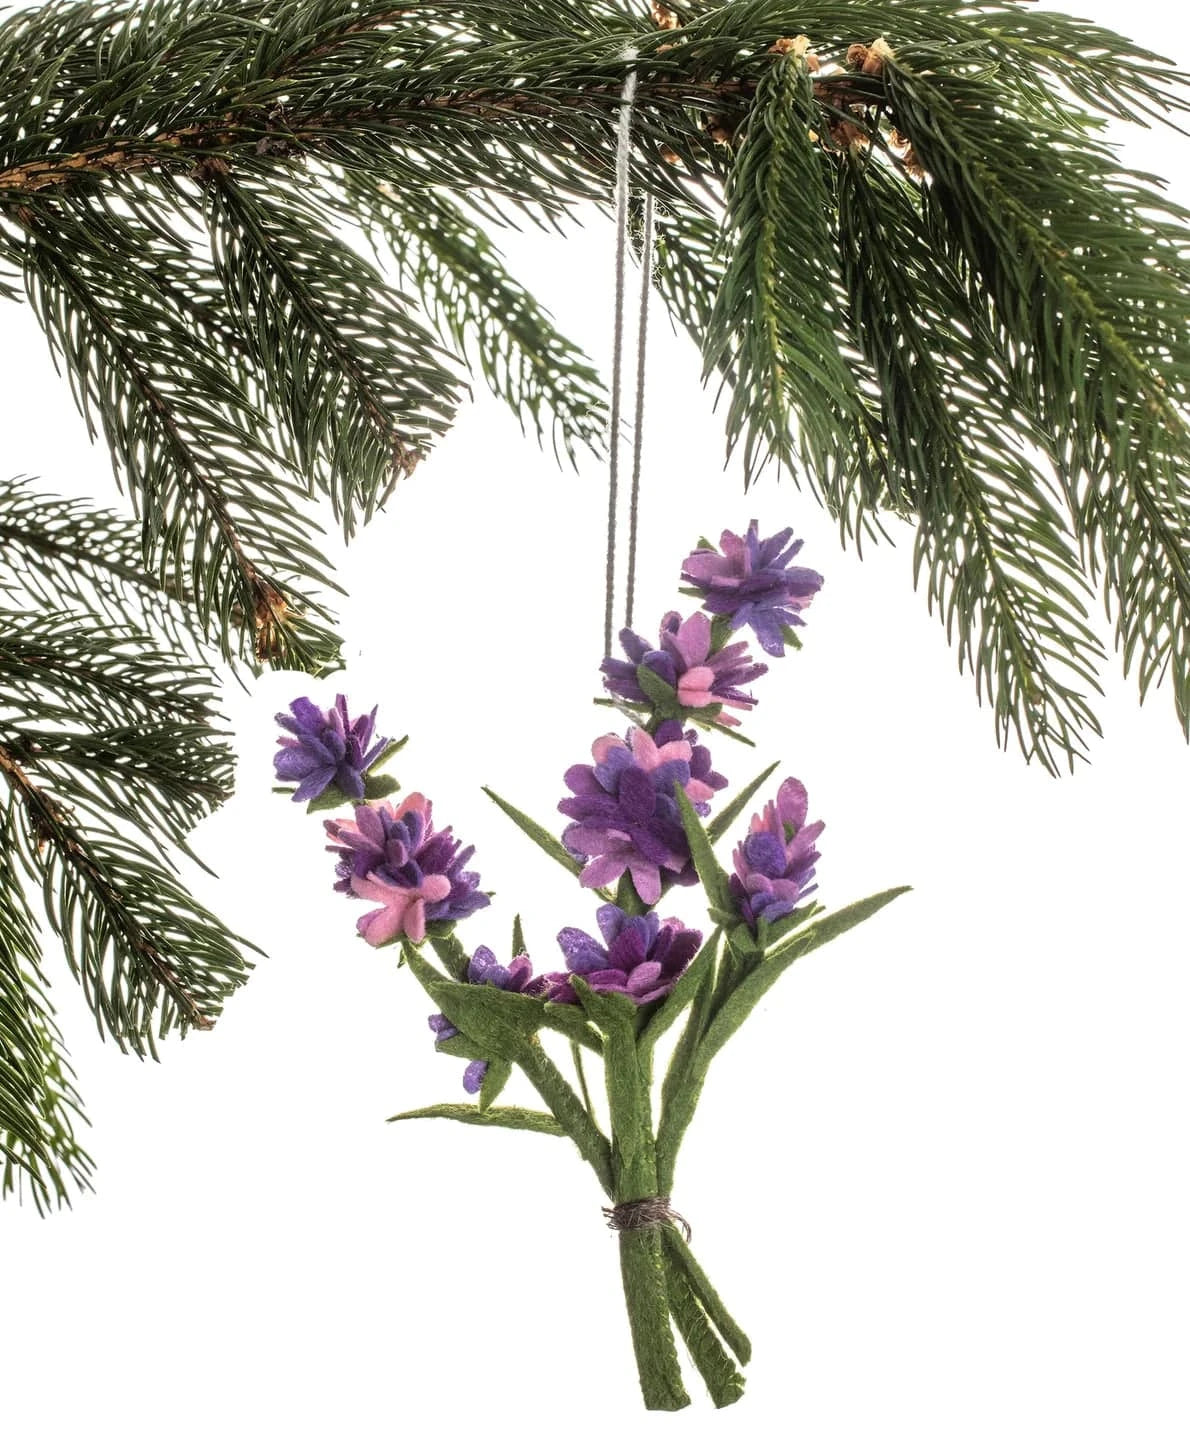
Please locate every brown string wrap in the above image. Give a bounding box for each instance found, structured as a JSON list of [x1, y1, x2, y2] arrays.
[[603, 1195, 692, 1241]]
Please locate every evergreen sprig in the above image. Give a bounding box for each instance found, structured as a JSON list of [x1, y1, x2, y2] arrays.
[[0, 820, 94, 1212], [2, 0, 1189, 1207]]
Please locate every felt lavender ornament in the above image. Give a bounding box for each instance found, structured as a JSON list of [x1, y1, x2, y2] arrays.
[[274, 527, 908, 1412]]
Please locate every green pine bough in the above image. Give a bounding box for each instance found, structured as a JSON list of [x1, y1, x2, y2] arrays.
[[279, 525, 909, 1409], [2, 0, 1188, 1214]]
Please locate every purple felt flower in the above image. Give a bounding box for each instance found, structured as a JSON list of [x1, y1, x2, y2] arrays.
[[274, 694, 390, 804], [324, 793, 488, 945], [681, 521, 823, 657], [602, 611, 767, 727], [429, 947, 538, 1095], [558, 721, 727, 905], [531, 905, 702, 1006], [729, 777, 824, 927]]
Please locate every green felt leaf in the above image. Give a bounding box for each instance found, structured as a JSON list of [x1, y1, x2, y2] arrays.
[[511, 913, 527, 959], [431, 980, 546, 1061], [699, 887, 912, 1064], [707, 762, 780, 845], [434, 1031, 483, 1061], [675, 789, 732, 915], [478, 1057, 513, 1110], [638, 929, 722, 1057], [753, 902, 822, 954], [303, 782, 360, 813], [482, 787, 581, 880], [362, 772, 400, 801], [370, 737, 408, 772], [387, 1104, 565, 1136], [709, 615, 734, 654], [615, 872, 648, 917], [636, 663, 680, 714]]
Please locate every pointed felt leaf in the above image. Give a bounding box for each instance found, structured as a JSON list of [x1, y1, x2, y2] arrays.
[[675, 788, 733, 914], [699, 888, 912, 1065], [387, 1104, 565, 1136], [636, 663, 681, 714], [707, 762, 780, 845], [482, 787, 581, 879], [362, 772, 401, 801], [478, 1057, 513, 1111], [638, 929, 722, 1056], [431, 980, 546, 1061], [511, 913, 527, 959], [370, 737, 408, 772], [434, 1032, 485, 1061]]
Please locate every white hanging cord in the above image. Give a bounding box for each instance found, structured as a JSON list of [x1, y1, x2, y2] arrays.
[[604, 46, 656, 656], [625, 191, 654, 631]]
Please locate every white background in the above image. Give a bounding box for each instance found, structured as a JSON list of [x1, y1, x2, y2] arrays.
[[3, 4, 1189, 1447]]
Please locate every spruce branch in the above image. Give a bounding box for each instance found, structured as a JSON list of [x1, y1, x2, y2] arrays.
[[0, 820, 94, 1213], [836, 152, 1106, 770], [0, 723, 251, 1052], [880, 46, 1190, 736], [351, 181, 608, 465], [206, 168, 464, 532], [17, 194, 343, 670]]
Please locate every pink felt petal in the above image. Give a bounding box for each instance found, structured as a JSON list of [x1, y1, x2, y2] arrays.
[[358, 902, 406, 946], [579, 856, 627, 890], [404, 899, 428, 943], [675, 612, 710, 664], [591, 733, 628, 764], [776, 778, 808, 830], [628, 859, 662, 905], [630, 730, 661, 771]]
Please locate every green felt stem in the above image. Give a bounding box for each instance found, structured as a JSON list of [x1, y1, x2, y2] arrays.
[[581, 982, 689, 1411], [662, 1226, 752, 1367], [655, 958, 719, 1198], [619, 1231, 690, 1412], [517, 1036, 614, 1196], [571, 1039, 596, 1124], [663, 1249, 747, 1408]]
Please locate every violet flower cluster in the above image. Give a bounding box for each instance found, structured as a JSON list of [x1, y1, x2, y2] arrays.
[[729, 777, 824, 927], [325, 794, 488, 945], [602, 611, 767, 728], [274, 694, 390, 803], [430, 910, 702, 1091], [559, 720, 726, 905], [681, 521, 823, 658], [429, 946, 535, 1094], [536, 906, 702, 1006]]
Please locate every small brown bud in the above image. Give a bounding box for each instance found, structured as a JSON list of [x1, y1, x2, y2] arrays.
[[659, 145, 682, 166], [193, 155, 231, 183], [863, 37, 895, 75], [769, 34, 819, 68], [650, 0, 681, 28], [829, 119, 871, 150], [253, 580, 292, 661], [846, 43, 869, 70]]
